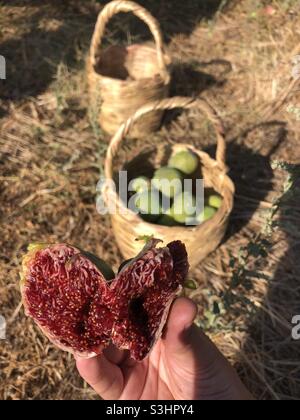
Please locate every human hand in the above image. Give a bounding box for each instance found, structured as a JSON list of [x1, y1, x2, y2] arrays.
[[76, 297, 252, 400]]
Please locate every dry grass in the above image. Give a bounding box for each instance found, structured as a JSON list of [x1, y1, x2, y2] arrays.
[[0, 0, 300, 400]]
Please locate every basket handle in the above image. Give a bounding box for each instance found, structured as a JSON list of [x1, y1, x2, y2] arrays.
[[90, 0, 167, 75], [105, 96, 227, 181]]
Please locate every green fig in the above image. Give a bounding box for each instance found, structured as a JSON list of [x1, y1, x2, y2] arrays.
[[208, 194, 223, 209], [152, 167, 183, 198], [134, 190, 162, 223], [157, 211, 178, 227], [196, 206, 217, 224], [171, 192, 197, 224], [168, 150, 199, 175], [130, 176, 150, 193], [184, 279, 198, 290]]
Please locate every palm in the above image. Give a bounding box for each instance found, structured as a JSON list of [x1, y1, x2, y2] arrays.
[[112, 341, 188, 400], [76, 298, 251, 400]]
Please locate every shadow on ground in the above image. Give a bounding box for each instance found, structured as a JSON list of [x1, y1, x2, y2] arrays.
[[241, 163, 300, 399], [99, 0, 232, 42], [199, 121, 300, 399], [0, 2, 96, 102], [0, 0, 232, 107], [161, 58, 233, 124], [204, 121, 290, 238], [225, 121, 288, 237]]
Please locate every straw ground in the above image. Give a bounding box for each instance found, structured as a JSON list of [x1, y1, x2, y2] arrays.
[[0, 0, 300, 399]]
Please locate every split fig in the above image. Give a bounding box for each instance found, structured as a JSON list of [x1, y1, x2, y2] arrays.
[[20, 240, 189, 361], [20, 243, 115, 358]]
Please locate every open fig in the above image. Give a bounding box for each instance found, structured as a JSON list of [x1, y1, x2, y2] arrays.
[[110, 240, 189, 360], [20, 244, 115, 358], [20, 240, 189, 361]]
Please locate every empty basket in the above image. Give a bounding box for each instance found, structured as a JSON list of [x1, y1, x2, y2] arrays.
[[87, 0, 170, 138]]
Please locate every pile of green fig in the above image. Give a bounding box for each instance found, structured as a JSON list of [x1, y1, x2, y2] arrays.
[[129, 149, 223, 227]]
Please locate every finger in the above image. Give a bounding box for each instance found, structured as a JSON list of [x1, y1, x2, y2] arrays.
[[76, 355, 124, 400], [164, 297, 223, 362], [163, 297, 198, 354], [164, 297, 225, 361], [164, 298, 253, 400], [103, 343, 129, 365]]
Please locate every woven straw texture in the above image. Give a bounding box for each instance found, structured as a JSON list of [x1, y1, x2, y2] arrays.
[[103, 96, 235, 268], [87, 0, 170, 138]]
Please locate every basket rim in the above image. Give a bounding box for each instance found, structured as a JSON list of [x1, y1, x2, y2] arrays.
[[90, 0, 169, 79], [89, 43, 171, 86], [104, 97, 229, 181], [103, 143, 235, 233], [90, 68, 171, 87]]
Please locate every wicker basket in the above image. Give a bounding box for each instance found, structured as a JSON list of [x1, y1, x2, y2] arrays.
[[87, 0, 170, 138], [103, 97, 235, 268]]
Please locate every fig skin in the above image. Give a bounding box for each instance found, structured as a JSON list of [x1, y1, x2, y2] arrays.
[[168, 150, 199, 175], [130, 176, 150, 193], [20, 243, 115, 359], [152, 167, 183, 198], [20, 240, 189, 361], [134, 190, 162, 223], [171, 191, 197, 224], [208, 194, 223, 209], [118, 258, 134, 273], [79, 249, 115, 281], [157, 213, 178, 226], [196, 206, 217, 224]]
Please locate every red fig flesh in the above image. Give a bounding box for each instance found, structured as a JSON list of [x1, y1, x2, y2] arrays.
[[20, 240, 189, 361], [20, 244, 114, 358], [111, 242, 188, 360]]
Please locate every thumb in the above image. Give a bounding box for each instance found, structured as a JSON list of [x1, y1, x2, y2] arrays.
[[163, 297, 198, 355], [164, 297, 229, 364], [163, 297, 253, 400]]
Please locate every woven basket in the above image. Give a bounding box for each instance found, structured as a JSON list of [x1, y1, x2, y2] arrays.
[[103, 97, 235, 268], [87, 0, 170, 138]]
